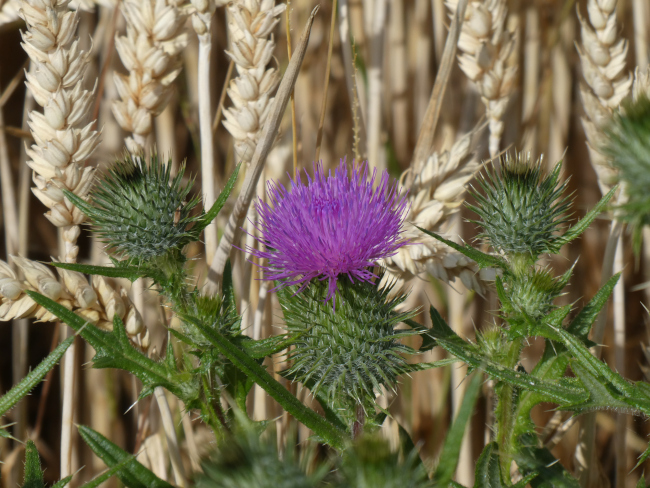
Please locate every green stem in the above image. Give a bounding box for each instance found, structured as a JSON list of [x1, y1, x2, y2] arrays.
[[496, 336, 523, 481]]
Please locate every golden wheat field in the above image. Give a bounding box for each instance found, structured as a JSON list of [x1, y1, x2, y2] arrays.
[[0, 0, 649, 486]]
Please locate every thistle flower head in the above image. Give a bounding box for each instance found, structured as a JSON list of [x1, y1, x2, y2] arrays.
[[79, 154, 201, 263], [250, 160, 409, 305], [467, 152, 572, 266]]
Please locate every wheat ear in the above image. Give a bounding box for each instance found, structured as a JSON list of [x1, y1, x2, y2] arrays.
[[446, 0, 517, 159], [222, 0, 286, 164], [577, 0, 632, 194], [19, 0, 101, 263], [380, 128, 495, 295], [112, 0, 188, 153]]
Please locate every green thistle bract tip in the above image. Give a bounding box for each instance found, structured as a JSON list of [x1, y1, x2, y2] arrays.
[[81, 154, 201, 263], [604, 95, 650, 254], [467, 153, 572, 265], [279, 275, 419, 410]]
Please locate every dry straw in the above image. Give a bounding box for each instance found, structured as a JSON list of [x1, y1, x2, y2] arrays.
[[446, 0, 517, 159]]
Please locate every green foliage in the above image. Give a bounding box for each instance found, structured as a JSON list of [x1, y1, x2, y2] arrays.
[[467, 154, 572, 264], [22, 441, 44, 488], [78, 425, 173, 488], [278, 276, 420, 412], [198, 426, 328, 488], [604, 95, 650, 253]]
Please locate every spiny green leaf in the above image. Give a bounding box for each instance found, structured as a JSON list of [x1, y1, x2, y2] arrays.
[[179, 312, 346, 449], [417, 227, 509, 271], [78, 425, 173, 488], [514, 433, 580, 487], [193, 163, 241, 235], [0, 336, 73, 417], [549, 187, 616, 252], [567, 362, 630, 413], [433, 373, 483, 485], [26, 291, 196, 403], [566, 273, 621, 340], [50, 476, 73, 488], [76, 455, 137, 488], [22, 440, 44, 488], [473, 442, 507, 488], [50, 262, 152, 283]]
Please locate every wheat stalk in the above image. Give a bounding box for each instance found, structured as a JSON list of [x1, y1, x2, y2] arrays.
[[446, 0, 517, 159], [380, 129, 495, 295], [577, 0, 632, 195], [222, 0, 286, 164], [112, 0, 188, 153]]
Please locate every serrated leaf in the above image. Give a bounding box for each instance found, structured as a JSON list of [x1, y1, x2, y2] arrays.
[[238, 334, 297, 359], [567, 362, 630, 413], [50, 476, 73, 488], [566, 273, 621, 341], [22, 440, 44, 488], [427, 307, 587, 406], [433, 373, 483, 485], [26, 291, 196, 404], [548, 187, 616, 252], [78, 425, 174, 488], [179, 312, 346, 449], [514, 433, 580, 487], [76, 455, 137, 488], [50, 262, 150, 283], [417, 227, 509, 271], [223, 259, 236, 313], [0, 336, 73, 417], [473, 442, 507, 488], [193, 163, 241, 235]]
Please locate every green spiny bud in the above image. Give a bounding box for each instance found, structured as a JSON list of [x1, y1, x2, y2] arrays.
[[502, 268, 564, 324], [279, 276, 419, 412], [80, 153, 201, 263], [476, 325, 509, 364], [467, 153, 572, 267], [604, 95, 650, 254]]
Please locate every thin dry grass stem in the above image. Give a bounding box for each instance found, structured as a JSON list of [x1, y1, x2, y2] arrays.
[[211, 59, 235, 134], [191, 0, 218, 264], [113, 0, 188, 153], [388, 0, 408, 164], [612, 239, 627, 487], [365, 0, 386, 169], [577, 0, 631, 195], [207, 7, 319, 294], [222, 0, 286, 164], [313, 0, 337, 163], [285, 0, 298, 177], [154, 386, 187, 487], [521, 5, 539, 153], [380, 128, 492, 296], [408, 0, 467, 187], [446, 0, 517, 159], [632, 0, 648, 69], [0, 59, 29, 109]]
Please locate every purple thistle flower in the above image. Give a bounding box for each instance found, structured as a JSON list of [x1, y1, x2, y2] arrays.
[[248, 160, 409, 305]]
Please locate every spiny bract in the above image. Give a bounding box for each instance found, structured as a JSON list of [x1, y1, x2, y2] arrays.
[[249, 159, 409, 306], [604, 95, 650, 254], [81, 154, 201, 262], [467, 153, 572, 264], [279, 276, 419, 410]]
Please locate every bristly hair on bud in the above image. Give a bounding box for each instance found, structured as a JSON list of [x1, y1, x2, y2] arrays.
[[249, 159, 409, 306], [279, 274, 420, 414], [604, 95, 650, 255], [467, 152, 572, 268], [71, 153, 202, 264]]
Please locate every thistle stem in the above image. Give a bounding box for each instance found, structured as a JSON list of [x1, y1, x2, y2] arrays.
[[352, 404, 365, 440], [496, 336, 523, 481]]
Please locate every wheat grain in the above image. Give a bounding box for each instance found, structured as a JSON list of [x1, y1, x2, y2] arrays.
[[0, 256, 148, 347], [112, 0, 188, 153], [578, 0, 632, 194], [380, 129, 494, 295], [19, 0, 101, 263], [222, 0, 286, 163], [446, 0, 517, 159]]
